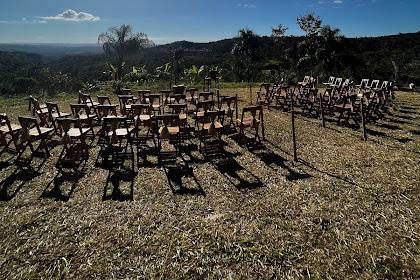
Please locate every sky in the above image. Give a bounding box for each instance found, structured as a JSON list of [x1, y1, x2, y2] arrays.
[[0, 0, 419, 44]]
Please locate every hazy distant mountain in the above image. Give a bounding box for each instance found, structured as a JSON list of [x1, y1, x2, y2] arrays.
[[0, 43, 102, 58]]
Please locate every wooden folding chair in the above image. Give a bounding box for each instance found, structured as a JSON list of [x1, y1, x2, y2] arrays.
[[155, 114, 181, 164], [102, 116, 135, 169], [218, 95, 237, 132], [236, 105, 264, 146], [17, 116, 54, 162], [0, 114, 21, 155], [70, 104, 95, 139], [131, 104, 154, 145], [118, 95, 135, 117], [197, 110, 225, 154], [46, 102, 71, 134], [184, 88, 197, 113], [256, 83, 271, 108], [168, 102, 190, 140], [28, 95, 48, 116], [193, 100, 215, 130], [145, 93, 163, 115], [80, 92, 99, 109], [300, 88, 320, 117], [55, 117, 90, 170]]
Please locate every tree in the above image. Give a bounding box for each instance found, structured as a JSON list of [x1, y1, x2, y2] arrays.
[[232, 28, 260, 104], [98, 25, 153, 85], [296, 12, 343, 79], [172, 48, 184, 85], [271, 24, 288, 43]]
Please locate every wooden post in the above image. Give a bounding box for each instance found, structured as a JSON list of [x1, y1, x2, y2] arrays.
[[291, 90, 298, 162], [217, 89, 220, 109], [319, 92, 325, 128], [360, 95, 367, 141], [261, 106, 265, 140], [235, 94, 239, 120]]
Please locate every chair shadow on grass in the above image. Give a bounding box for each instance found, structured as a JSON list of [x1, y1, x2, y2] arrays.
[[366, 128, 413, 143], [249, 144, 312, 181], [162, 154, 205, 196], [212, 149, 264, 190], [41, 171, 84, 202], [103, 168, 135, 201], [0, 167, 41, 201]]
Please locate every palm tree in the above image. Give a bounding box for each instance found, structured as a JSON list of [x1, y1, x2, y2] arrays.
[[98, 25, 153, 85]]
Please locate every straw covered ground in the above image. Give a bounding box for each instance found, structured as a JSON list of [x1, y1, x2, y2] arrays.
[[0, 88, 419, 279]]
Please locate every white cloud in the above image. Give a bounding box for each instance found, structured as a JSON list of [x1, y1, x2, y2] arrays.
[[238, 3, 256, 8], [333, 0, 343, 4], [39, 9, 100, 22]]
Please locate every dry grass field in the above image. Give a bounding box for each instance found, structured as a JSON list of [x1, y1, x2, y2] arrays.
[[0, 88, 419, 279]]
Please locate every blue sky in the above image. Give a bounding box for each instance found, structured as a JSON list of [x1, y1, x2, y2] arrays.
[[0, 0, 419, 44]]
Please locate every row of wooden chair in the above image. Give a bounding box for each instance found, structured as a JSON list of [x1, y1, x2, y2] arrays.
[[255, 76, 394, 127], [1, 90, 265, 171]]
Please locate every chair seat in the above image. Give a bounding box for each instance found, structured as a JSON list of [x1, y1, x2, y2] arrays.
[[134, 115, 152, 121], [66, 128, 90, 138], [237, 117, 260, 127], [159, 126, 179, 135], [78, 114, 93, 120], [87, 102, 99, 107], [194, 111, 205, 118], [0, 124, 22, 133], [107, 128, 134, 137], [199, 122, 223, 130], [51, 112, 71, 119], [37, 108, 49, 114], [29, 127, 54, 136]]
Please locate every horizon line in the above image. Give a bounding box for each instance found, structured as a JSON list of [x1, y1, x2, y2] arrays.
[[0, 30, 419, 46]]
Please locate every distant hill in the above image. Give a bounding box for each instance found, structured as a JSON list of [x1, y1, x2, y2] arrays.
[[0, 43, 102, 59], [0, 31, 419, 95]]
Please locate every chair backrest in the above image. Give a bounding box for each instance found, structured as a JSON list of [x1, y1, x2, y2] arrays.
[[104, 116, 130, 144], [56, 117, 82, 143], [370, 80, 380, 89], [97, 105, 118, 119], [137, 90, 151, 103], [196, 100, 215, 113], [70, 104, 91, 118], [156, 114, 178, 139], [97, 96, 111, 105], [328, 76, 335, 84], [198, 91, 214, 102], [202, 110, 224, 135], [334, 78, 343, 87], [359, 79, 369, 88], [381, 81, 389, 89], [80, 93, 95, 106], [241, 105, 263, 128], [0, 114, 13, 136], [168, 103, 188, 115], [18, 116, 40, 141], [120, 88, 132, 95], [118, 95, 134, 115], [173, 85, 185, 95], [302, 76, 310, 83], [146, 93, 162, 106]]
